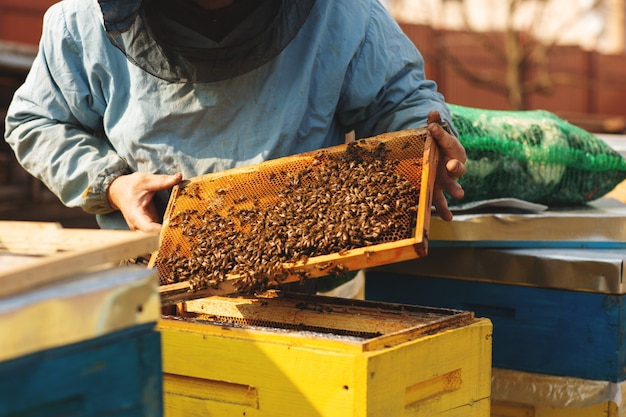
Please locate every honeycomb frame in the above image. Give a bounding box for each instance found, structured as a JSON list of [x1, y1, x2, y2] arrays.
[[153, 127, 439, 300]]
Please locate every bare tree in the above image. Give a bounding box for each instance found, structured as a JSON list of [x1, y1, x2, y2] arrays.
[[389, 0, 606, 110]]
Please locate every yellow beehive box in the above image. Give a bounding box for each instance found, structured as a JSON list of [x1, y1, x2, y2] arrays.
[[159, 293, 492, 417]]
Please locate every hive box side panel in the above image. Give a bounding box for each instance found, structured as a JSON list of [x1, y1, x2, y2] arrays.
[[0, 324, 162, 417], [366, 272, 626, 382], [366, 318, 492, 417], [0, 267, 160, 362], [159, 320, 360, 417]]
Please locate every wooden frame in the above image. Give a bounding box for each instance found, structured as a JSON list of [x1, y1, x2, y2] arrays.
[[156, 128, 439, 304]]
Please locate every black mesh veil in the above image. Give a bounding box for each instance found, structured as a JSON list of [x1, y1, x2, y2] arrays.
[[98, 0, 316, 83]]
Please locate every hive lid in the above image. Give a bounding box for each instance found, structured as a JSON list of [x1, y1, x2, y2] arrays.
[[430, 198, 626, 247], [376, 246, 626, 294], [0, 221, 158, 298], [153, 127, 439, 304]]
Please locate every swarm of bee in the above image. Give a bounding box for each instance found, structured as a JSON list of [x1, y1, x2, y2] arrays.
[[155, 140, 421, 293]]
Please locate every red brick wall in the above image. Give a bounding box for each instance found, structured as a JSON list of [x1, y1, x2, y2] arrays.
[[0, 0, 55, 45]]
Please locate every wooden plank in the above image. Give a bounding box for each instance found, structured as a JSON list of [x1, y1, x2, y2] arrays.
[[0, 221, 62, 255], [0, 221, 150, 254], [0, 221, 159, 298]]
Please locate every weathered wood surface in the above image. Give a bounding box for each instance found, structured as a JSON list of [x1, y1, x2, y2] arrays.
[[0, 221, 158, 298]]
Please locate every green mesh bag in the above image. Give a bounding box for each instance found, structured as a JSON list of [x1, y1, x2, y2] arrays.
[[448, 104, 626, 206]]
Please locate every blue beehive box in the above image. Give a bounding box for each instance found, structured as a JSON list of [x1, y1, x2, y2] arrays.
[[0, 222, 162, 417], [366, 245, 626, 382]]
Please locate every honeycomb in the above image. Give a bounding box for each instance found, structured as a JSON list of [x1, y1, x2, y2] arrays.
[[153, 127, 438, 295]]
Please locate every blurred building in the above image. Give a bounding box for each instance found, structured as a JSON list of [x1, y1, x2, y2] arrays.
[[386, 0, 626, 54]]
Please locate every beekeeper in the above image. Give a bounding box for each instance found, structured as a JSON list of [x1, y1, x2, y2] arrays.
[[4, 0, 466, 233]]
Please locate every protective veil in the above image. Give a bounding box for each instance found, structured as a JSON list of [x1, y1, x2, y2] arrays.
[[99, 0, 316, 82]]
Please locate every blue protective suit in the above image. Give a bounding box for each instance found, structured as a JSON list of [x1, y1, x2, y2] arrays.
[[5, 0, 452, 230]]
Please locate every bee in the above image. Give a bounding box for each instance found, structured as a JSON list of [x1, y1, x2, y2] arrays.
[[315, 262, 333, 271]]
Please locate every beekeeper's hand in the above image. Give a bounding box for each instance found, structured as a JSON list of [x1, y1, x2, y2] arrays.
[[428, 110, 466, 221], [107, 172, 183, 233]]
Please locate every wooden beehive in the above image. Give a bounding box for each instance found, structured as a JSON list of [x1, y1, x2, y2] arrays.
[[0, 221, 163, 417], [368, 246, 626, 382], [159, 293, 492, 417]]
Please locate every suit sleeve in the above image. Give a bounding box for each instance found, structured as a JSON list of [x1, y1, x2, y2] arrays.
[[336, 0, 453, 139], [4, 3, 131, 214]]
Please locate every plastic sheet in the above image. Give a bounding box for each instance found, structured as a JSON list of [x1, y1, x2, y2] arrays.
[[492, 368, 626, 416], [0, 267, 159, 362]]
